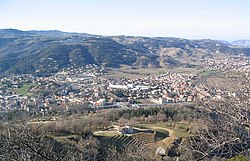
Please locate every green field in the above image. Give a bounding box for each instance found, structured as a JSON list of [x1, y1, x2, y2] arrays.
[[93, 131, 121, 137], [198, 70, 218, 77], [15, 83, 34, 96]]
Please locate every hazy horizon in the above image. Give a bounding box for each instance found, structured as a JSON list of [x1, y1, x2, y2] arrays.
[[1, 28, 249, 42], [1, 0, 250, 40]]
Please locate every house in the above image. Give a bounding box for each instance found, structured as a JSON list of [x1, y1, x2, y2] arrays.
[[120, 125, 134, 134]]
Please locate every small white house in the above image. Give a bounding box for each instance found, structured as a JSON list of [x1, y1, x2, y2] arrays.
[[120, 126, 134, 134]]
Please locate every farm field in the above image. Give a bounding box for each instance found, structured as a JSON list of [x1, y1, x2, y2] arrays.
[[92, 123, 188, 151], [14, 83, 35, 96]]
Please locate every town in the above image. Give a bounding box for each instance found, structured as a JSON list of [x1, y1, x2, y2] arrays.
[[203, 57, 250, 72], [1, 56, 249, 114]]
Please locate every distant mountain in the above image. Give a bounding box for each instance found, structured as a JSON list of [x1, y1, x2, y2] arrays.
[[0, 29, 249, 76], [0, 29, 95, 37], [216, 40, 231, 46], [0, 29, 27, 36], [231, 40, 250, 48]]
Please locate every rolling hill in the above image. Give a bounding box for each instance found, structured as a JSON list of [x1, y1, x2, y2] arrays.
[[231, 40, 250, 48], [0, 29, 249, 76]]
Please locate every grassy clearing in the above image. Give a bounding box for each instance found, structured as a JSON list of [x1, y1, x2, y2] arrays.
[[93, 131, 121, 137], [146, 122, 190, 138], [198, 70, 218, 77], [15, 83, 34, 96], [172, 122, 191, 138]]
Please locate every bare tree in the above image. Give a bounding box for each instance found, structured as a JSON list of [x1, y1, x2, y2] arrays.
[[105, 145, 157, 161], [181, 73, 250, 160], [0, 122, 99, 161]]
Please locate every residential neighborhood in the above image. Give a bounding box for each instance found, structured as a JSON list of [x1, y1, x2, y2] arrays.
[[0, 66, 196, 113], [203, 57, 250, 72], [1, 58, 248, 114]]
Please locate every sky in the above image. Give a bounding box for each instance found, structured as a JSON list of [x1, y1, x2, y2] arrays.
[[1, 0, 250, 40]]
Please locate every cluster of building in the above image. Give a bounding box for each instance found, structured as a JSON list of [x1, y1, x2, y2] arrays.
[[0, 64, 199, 113], [195, 83, 238, 101], [0, 74, 49, 113], [203, 57, 250, 72], [107, 72, 196, 104], [195, 68, 250, 101], [1, 57, 248, 113], [0, 65, 106, 113]]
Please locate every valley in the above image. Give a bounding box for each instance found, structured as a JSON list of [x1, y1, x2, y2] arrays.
[[0, 29, 249, 161]]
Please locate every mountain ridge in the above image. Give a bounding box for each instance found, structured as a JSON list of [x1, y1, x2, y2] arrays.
[[231, 40, 250, 48], [0, 29, 249, 76]]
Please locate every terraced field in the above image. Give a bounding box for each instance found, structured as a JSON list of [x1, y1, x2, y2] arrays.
[[94, 132, 148, 150], [111, 135, 134, 145], [93, 126, 170, 150], [134, 122, 190, 150], [133, 132, 155, 143]]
